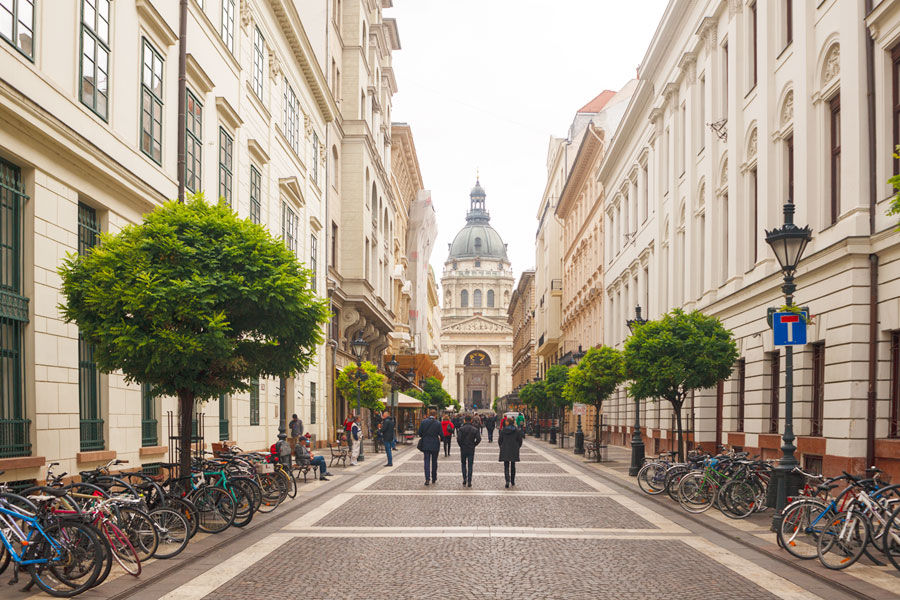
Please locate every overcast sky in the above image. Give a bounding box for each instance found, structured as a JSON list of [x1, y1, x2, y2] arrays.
[[390, 0, 668, 286]]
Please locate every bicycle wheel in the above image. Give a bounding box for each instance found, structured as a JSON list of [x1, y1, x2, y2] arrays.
[[114, 507, 159, 561], [227, 482, 254, 528], [26, 521, 104, 597], [256, 474, 286, 513], [148, 508, 190, 559], [637, 462, 667, 495], [678, 473, 717, 514], [103, 521, 141, 577], [665, 466, 690, 502], [164, 495, 200, 539], [232, 477, 262, 514], [190, 486, 236, 533], [777, 500, 829, 559], [817, 511, 869, 569], [280, 467, 297, 499], [719, 480, 759, 519]]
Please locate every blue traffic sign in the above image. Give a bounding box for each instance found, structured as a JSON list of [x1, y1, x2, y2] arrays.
[[772, 311, 808, 346]]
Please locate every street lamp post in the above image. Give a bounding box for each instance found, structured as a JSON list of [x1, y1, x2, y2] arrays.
[[386, 355, 398, 453], [626, 305, 647, 476], [349, 333, 370, 462], [765, 202, 812, 530]]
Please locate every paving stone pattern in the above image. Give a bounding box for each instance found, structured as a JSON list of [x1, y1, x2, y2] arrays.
[[395, 460, 564, 474], [314, 494, 655, 528], [202, 537, 778, 600], [366, 474, 597, 492]]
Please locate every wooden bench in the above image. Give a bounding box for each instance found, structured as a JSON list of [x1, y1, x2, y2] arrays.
[[328, 443, 348, 468], [293, 458, 319, 482]]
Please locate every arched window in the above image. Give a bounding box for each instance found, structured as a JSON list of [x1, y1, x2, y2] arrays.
[[473, 289, 482, 307], [487, 290, 495, 307], [474, 237, 482, 253], [460, 290, 468, 307]]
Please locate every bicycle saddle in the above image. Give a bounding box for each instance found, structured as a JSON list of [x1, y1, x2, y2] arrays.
[[28, 486, 68, 498], [817, 483, 838, 492]]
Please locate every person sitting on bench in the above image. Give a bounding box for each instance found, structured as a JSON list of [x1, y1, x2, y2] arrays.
[[294, 436, 331, 481]]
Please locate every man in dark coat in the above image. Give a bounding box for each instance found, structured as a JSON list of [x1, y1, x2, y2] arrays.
[[417, 411, 443, 485], [484, 413, 496, 443], [456, 414, 481, 487], [498, 418, 524, 488], [381, 410, 396, 467]]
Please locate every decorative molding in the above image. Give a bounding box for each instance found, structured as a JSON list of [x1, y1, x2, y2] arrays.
[[444, 317, 511, 335], [720, 157, 728, 187], [268, 47, 282, 82], [823, 44, 840, 85], [135, 0, 178, 47], [247, 138, 270, 164], [678, 52, 697, 83], [781, 89, 794, 125], [216, 97, 243, 131], [186, 54, 214, 94], [696, 17, 718, 52], [728, 0, 743, 18], [240, 0, 251, 31], [279, 176, 305, 207], [747, 128, 758, 159]]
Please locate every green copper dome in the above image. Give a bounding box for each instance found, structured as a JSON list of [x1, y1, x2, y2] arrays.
[[447, 178, 508, 261]]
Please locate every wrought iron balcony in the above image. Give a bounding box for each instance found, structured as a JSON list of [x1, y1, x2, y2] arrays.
[[0, 418, 31, 458]]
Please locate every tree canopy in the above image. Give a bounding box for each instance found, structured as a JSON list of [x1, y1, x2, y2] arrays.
[[624, 309, 738, 460], [563, 346, 624, 410], [336, 361, 387, 413], [59, 195, 329, 475], [519, 380, 548, 414], [544, 364, 571, 411]]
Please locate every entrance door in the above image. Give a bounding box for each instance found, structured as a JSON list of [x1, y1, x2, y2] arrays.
[[472, 390, 483, 409]]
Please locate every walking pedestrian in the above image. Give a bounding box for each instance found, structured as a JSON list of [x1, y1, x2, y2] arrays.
[[456, 414, 481, 487], [288, 414, 304, 449], [381, 410, 396, 466], [515, 412, 525, 431], [485, 413, 496, 443], [417, 411, 442, 485], [350, 416, 362, 466], [441, 414, 455, 457], [499, 417, 524, 488]]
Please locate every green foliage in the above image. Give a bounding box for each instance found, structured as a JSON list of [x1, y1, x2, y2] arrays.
[[420, 376, 453, 409], [544, 364, 571, 411], [888, 145, 900, 226], [519, 380, 549, 414], [336, 361, 387, 412], [624, 309, 738, 405], [563, 346, 625, 410], [59, 195, 329, 398]]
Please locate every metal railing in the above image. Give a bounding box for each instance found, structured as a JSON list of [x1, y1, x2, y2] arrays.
[[0, 418, 31, 458], [79, 418, 105, 451]]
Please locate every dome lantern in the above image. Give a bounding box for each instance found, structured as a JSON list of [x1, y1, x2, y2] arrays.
[[447, 176, 509, 262]]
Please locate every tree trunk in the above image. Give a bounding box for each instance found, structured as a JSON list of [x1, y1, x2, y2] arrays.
[[594, 402, 601, 462], [177, 389, 195, 479], [673, 400, 685, 462]]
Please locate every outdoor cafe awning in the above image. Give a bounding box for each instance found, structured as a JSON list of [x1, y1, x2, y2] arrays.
[[395, 393, 424, 408]]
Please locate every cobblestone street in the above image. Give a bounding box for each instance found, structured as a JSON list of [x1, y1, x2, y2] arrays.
[[81, 438, 900, 600]]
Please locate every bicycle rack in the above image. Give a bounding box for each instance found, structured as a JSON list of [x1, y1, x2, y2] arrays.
[[166, 409, 206, 463]]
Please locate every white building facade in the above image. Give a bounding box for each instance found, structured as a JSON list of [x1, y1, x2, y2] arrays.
[[594, 0, 900, 477], [0, 0, 333, 481]]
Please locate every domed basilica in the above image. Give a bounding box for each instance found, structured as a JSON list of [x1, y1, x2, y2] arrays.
[[439, 178, 514, 411]]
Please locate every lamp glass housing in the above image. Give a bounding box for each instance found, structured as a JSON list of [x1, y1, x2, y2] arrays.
[[350, 335, 369, 360]]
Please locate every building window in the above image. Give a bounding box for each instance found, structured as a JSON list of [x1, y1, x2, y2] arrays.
[[893, 44, 900, 176], [784, 0, 793, 49], [698, 76, 706, 153], [474, 237, 482, 253], [141, 384, 157, 447], [252, 26, 265, 100], [722, 41, 728, 115], [310, 383, 316, 425], [663, 127, 670, 193], [0, 159, 31, 458], [218, 127, 233, 207], [0, 0, 34, 58], [829, 94, 841, 226], [282, 202, 297, 255], [750, 168, 758, 266], [736, 358, 745, 432], [139, 39, 164, 164], [185, 89, 203, 192], [283, 82, 300, 155], [487, 289, 495, 307], [889, 332, 900, 443], [219, 394, 229, 441], [80, 0, 111, 119], [811, 342, 825, 437], [768, 351, 780, 434], [803, 454, 823, 476], [250, 377, 260, 426], [310, 234, 318, 291], [474, 260, 480, 267], [312, 132, 319, 184], [720, 192, 729, 285], [474, 289, 482, 308], [786, 134, 794, 204], [331, 222, 338, 267], [679, 103, 686, 175], [640, 161, 649, 221], [220, 0, 235, 53], [750, 2, 757, 89], [249, 165, 261, 224], [364, 238, 370, 280], [78, 202, 103, 451], [460, 289, 468, 308]]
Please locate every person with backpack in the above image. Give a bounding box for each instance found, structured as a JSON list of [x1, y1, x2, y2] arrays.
[[456, 414, 481, 487], [272, 431, 292, 469], [441, 414, 455, 457], [485, 413, 496, 443], [350, 415, 362, 466], [381, 410, 396, 467], [417, 411, 443, 485], [499, 417, 524, 488]]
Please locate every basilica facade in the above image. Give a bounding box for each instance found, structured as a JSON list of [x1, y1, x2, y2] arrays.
[[440, 179, 514, 411]]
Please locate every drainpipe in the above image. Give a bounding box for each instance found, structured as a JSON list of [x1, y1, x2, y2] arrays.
[[865, 0, 878, 469], [176, 0, 188, 203]]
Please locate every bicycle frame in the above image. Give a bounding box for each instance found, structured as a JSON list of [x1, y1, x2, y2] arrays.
[[0, 503, 63, 566]]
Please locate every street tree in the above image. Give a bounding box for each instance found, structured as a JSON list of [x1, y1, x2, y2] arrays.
[[519, 380, 548, 420], [624, 309, 738, 461], [336, 361, 387, 414], [563, 346, 625, 458], [544, 364, 571, 434], [421, 376, 453, 410], [59, 196, 329, 477]]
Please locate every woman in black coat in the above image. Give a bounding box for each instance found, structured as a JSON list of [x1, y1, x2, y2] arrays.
[[498, 418, 524, 488]]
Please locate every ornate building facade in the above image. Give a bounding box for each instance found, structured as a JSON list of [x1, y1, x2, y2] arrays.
[[509, 270, 536, 391], [440, 179, 514, 410]]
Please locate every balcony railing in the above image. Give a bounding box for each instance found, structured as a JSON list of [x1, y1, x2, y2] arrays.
[[0, 418, 31, 458], [141, 419, 158, 447], [79, 418, 105, 452], [551, 279, 563, 291]]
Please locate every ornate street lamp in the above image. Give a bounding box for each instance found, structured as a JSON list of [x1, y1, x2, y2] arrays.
[[765, 203, 812, 528], [349, 333, 369, 461], [626, 305, 647, 476], [385, 355, 399, 452]]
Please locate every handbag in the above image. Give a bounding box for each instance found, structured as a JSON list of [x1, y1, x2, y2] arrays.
[[417, 437, 425, 452]]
